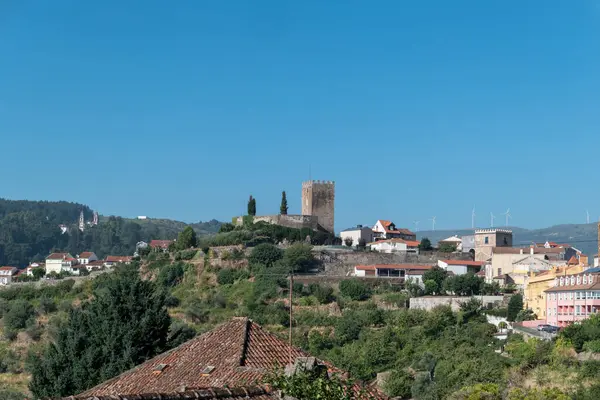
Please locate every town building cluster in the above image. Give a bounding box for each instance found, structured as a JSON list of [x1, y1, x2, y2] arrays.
[[343, 220, 597, 328], [0, 239, 174, 285]]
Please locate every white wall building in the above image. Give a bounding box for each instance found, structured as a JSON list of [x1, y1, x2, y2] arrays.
[[77, 252, 98, 265], [0, 267, 18, 285], [45, 253, 78, 275], [339, 225, 373, 247], [369, 239, 420, 254], [437, 259, 486, 275]]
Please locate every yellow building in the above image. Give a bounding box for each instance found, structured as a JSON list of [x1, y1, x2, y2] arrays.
[[525, 263, 585, 320]]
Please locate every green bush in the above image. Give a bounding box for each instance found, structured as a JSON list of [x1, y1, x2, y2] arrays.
[[309, 284, 334, 304], [248, 243, 284, 267], [583, 339, 600, 353], [4, 300, 35, 331], [217, 269, 249, 285], [339, 279, 371, 301], [157, 262, 185, 287], [38, 296, 57, 314]]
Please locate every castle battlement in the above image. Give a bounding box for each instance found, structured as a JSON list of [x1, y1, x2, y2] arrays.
[[474, 228, 513, 234], [302, 180, 335, 187]]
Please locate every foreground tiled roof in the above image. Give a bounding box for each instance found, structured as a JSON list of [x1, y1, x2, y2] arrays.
[[46, 252, 72, 260], [53, 386, 275, 400], [78, 252, 95, 258], [77, 318, 308, 397], [369, 238, 419, 247], [441, 260, 485, 266]]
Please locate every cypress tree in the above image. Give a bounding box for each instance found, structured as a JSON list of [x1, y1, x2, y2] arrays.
[[280, 191, 288, 215], [248, 195, 256, 216]]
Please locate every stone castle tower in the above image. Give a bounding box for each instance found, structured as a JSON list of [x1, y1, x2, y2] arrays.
[[302, 180, 335, 233]]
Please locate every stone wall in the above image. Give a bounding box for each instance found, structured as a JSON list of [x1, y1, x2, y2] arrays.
[[234, 214, 321, 231], [409, 295, 504, 311], [302, 180, 335, 234], [313, 248, 473, 276]]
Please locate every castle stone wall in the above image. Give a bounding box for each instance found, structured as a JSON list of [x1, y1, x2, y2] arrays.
[[234, 214, 320, 231], [302, 180, 335, 234]]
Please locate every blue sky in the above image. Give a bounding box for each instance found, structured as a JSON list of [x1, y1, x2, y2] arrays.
[[1, 1, 600, 232]]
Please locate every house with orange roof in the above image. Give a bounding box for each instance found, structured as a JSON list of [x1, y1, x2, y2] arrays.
[[0, 266, 18, 285], [369, 238, 420, 254], [77, 251, 98, 265], [354, 264, 433, 284], [45, 252, 78, 275], [372, 220, 416, 241]]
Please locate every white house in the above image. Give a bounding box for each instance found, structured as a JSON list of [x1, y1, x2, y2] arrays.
[[339, 225, 373, 247], [77, 252, 98, 265], [437, 259, 486, 275], [104, 256, 133, 267], [45, 253, 78, 275], [372, 220, 416, 241], [26, 262, 45, 277], [369, 239, 420, 254], [438, 236, 463, 251], [354, 264, 433, 280], [0, 267, 18, 285]]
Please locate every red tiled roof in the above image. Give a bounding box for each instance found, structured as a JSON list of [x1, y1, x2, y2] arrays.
[[150, 240, 173, 248], [355, 264, 433, 272], [476, 270, 486, 277], [105, 256, 133, 263], [567, 255, 579, 266], [79, 252, 95, 258], [59, 386, 275, 400], [78, 318, 385, 399], [46, 252, 72, 260], [441, 260, 485, 266], [370, 239, 419, 247], [375, 220, 415, 236]]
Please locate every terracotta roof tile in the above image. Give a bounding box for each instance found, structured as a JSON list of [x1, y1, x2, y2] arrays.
[[79, 252, 95, 258], [106, 256, 133, 263], [369, 239, 419, 247], [54, 386, 275, 399], [46, 253, 72, 260], [0, 266, 18, 272], [355, 264, 433, 271], [150, 240, 174, 249]]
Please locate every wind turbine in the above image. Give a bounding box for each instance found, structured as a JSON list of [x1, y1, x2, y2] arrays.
[[490, 212, 496, 228], [503, 208, 511, 227], [471, 208, 476, 229], [587, 210, 590, 224], [413, 220, 420, 232], [429, 216, 436, 231]]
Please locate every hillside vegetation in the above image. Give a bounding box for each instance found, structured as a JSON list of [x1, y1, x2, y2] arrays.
[[0, 219, 599, 399], [0, 198, 221, 266]]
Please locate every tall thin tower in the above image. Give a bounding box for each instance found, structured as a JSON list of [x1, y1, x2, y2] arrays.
[[78, 210, 85, 232], [92, 211, 99, 226]]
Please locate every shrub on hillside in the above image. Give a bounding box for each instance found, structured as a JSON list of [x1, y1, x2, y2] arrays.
[[248, 243, 283, 268], [217, 269, 249, 285], [283, 243, 318, 273], [4, 300, 35, 331], [309, 284, 334, 304], [38, 296, 57, 314], [339, 279, 371, 301], [158, 262, 185, 287]]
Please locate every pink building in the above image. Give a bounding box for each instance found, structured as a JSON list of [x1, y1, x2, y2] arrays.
[[545, 268, 600, 327]]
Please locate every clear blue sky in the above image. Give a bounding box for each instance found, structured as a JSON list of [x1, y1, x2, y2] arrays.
[[1, 1, 600, 232]]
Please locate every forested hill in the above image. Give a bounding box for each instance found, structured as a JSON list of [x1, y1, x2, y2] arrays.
[[0, 198, 221, 267]]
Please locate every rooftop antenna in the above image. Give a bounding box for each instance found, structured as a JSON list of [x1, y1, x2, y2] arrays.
[[413, 220, 420, 232], [587, 210, 590, 224], [503, 208, 511, 227], [471, 208, 476, 229], [490, 212, 496, 228], [429, 216, 436, 231]]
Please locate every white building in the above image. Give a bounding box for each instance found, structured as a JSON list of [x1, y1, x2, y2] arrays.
[[438, 236, 463, 251], [0, 267, 18, 285], [339, 225, 373, 247], [26, 262, 45, 277], [353, 264, 433, 280], [104, 256, 133, 267], [372, 220, 416, 241], [45, 253, 78, 275], [369, 239, 420, 254], [437, 259, 486, 275], [77, 252, 98, 265]]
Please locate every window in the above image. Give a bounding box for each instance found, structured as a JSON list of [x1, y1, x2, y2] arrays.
[[584, 276, 588, 284], [503, 237, 508, 245], [576, 292, 580, 300], [570, 292, 573, 300], [576, 305, 581, 315], [484, 237, 489, 244], [571, 277, 575, 285], [497, 268, 502, 276], [577, 276, 581, 285]]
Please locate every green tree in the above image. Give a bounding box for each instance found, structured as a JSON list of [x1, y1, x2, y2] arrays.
[[424, 279, 438, 295], [516, 309, 537, 322], [423, 267, 447, 293], [248, 243, 284, 268], [32, 268, 45, 280], [28, 266, 171, 398], [283, 243, 317, 273], [439, 243, 457, 253], [498, 321, 508, 333], [280, 191, 288, 215], [177, 226, 197, 250], [507, 293, 524, 322], [339, 280, 371, 301], [4, 300, 34, 331], [419, 237, 433, 251], [344, 237, 354, 247], [248, 195, 256, 216]]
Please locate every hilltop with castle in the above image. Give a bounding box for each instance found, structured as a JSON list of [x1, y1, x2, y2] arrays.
[[234, 180, 335, 234]]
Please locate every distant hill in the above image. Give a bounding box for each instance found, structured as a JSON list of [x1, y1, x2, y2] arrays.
[[0, 198, 222, 267], [417, 223, 599, 258]]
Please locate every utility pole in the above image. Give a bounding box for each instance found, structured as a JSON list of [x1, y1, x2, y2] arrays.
[[289, 267, 293, 365]]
